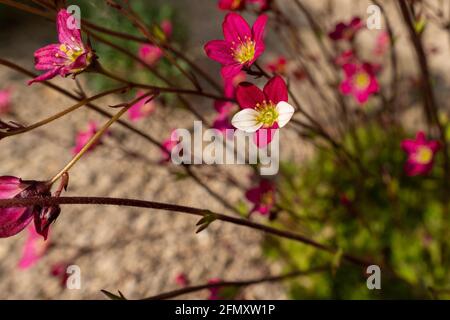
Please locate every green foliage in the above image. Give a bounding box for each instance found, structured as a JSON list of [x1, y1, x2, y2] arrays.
[[264, 123, 450, 299]]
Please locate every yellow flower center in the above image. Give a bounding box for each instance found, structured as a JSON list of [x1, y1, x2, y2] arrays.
[[414, 146, 433, 165], [256, 101, 279, 127], [261, 191, 274, 206], [59, 43, 84, 63], [232, 38, 256, 64], [354, 72, 370, 90]]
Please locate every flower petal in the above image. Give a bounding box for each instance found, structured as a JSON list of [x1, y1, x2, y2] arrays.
[[221, 63, 244, 79], [275, 101, 295, 128], [0, 207, 34, 238], [253, 125, 278, 148], [57, 9, 82, 48], [223, 13, 252, 43], [204, 40, 234, 65], [236, 82, 265, 109], [263, 75, 288, 104], [252, 14, 268, 59], [231, 108, 262, 132]]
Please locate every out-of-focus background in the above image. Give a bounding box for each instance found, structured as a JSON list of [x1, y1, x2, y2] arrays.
[[0, 0, 449, 299]]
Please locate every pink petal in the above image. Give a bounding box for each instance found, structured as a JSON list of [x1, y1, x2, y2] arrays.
[[401, 140, 418, 153], [252, 14, 268, 59], [204, 40, 235, 65], [28, 67, 62, 85], [223, 13, 252, 43], [57, 9, 82, 48], [0, 207, 34, 238], [342, 63, 357, 76], [263, 75, 288, 104], [221, 63, 244, 79], [236, 82, 265, 109], [339, 80, 352, 95], [33, 44, 66, 70], [253, 125, 278, 148]]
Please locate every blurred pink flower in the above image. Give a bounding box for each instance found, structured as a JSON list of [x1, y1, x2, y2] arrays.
[[334, 50, 355, 66], [329, 17, 363, 41], [138, 44, 164, 67], [17, 224, 50, 270], [29, 9, 94, 85], [127, 90, 156, 121], [160, 19, 173, 39], [245, 179, 276, 215], [160, 130, 179, 163], [50, 262, 70, 288], [250, 0, 272, 11], [231, 76, 294, 148], [72, 121, 102, 155], [207, 278, 223, 300], [175, 273, 190, 287], [265, 56, 287, 75], [205, 13, 268, 79], [0, 88, 12, 114], [218, 0, 246, 11], [218, 0, 271, 11], [373, 31, 389, 56], [401, 131, 440, 176], [339, 63, 379, 104]]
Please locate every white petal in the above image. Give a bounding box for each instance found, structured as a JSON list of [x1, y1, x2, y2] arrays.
[[275, 101, 295, 128], [231, 109, 263, 133]]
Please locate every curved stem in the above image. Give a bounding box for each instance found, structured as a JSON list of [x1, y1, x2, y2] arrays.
[[0, 196, 374, 267], [135, 266, 329, 300], [49, 91, 156, 184], [1, 86, 128, 138]]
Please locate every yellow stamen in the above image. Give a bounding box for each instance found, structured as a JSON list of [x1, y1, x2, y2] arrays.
[[414, 146, 433, 165], [232, 37, 256, 64], [256, 101, 279, 127], [353, 72, 370, 90]]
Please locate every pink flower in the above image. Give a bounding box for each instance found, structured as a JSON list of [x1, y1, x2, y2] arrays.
[[72, 121, 102, 155], [0, 176, 58, 239], [29, 9, 94, 85], [245, 179, 275, 215], [231, 76, 294, 147], [373, 31, 389, 56], [50, 262, 70, 288], [249, 0, 271, 12], [401, 131, 441, 176], [329, 17, 363, 41], [160, 19, 173, 39], [138, 44, 164, 67], [175, 273, 190, 287], [205, 13, 268, 79], [127, 91, 156, 121], [218, 0, 246, 11], [17, 224, 50, 269], [265, 56, 287, 75], [160, 130, 179, 163], [207, 278, 223, 300], [339, 63, 379, 104], [218, 0, 271, 11], [334, 50, 355, 66], [0, 88, 12, 114]]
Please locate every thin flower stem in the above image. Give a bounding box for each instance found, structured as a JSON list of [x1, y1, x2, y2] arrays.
[[1, 86, 128, 138], [49, 91, 157, 184], [0, 196, 375, 267], [136, 266, 329, 300], [95, 64, 230, 101]]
